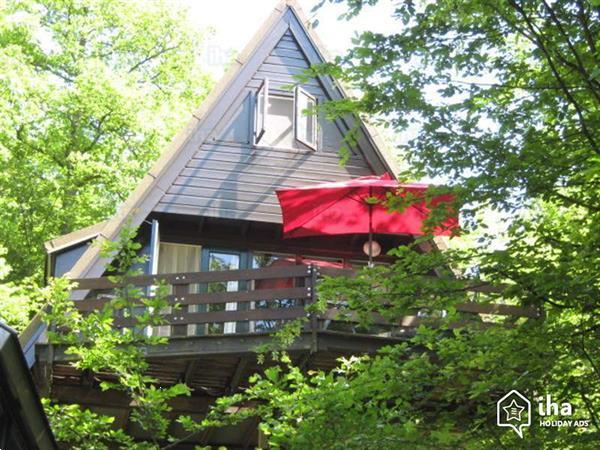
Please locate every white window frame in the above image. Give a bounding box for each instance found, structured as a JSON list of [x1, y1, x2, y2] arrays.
[[253, 78, 268, 145], [294, 86, 318, 151], [253, 77, 319, 151]]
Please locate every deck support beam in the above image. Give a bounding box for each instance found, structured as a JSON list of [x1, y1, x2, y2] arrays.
[[183, 359, 200, 385], [49, 384, 215, 412], [229, 356, 252, 393], [36, 331, 405, 363]]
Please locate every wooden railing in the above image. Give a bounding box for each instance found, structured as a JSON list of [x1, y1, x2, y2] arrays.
[[74, 265, 314, 335], [70, 265, 541, 338]]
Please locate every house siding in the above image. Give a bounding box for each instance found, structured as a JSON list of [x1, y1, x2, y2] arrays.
[[154, 142, 373, 221]]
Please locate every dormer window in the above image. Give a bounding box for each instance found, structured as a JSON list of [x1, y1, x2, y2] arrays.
[[253, 78, 318, 150]]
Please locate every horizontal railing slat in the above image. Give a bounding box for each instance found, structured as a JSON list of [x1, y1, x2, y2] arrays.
[[115, 306, 307, 326], [76, 287, 310, 312], [317, 267, 517, 296], [321, 302, 538, 321], [316, 267, 355, 277], [178, 287, 309, 306], [320, 308, 419, 327], [320, 309, 495, 330], [72, 265, 312, 290], [455, 302, 540, 318], [320, 302, 539, 326]]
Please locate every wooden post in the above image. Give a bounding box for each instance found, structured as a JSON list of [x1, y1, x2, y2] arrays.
[[229, 355, 251, 393], [172, 278, 190, 337], [183, 359, 199, 385], [309, 264, 318, 353], [42, 322, 56, 397], [258, 426, 269, 449]]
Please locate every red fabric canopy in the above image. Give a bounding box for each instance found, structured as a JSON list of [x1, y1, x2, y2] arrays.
[[276, 173, 458, 238]]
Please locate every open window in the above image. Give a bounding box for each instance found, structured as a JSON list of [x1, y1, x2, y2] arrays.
[[253, 78, 268, 145], [253, 78, 318, 150], [295, 86, 318, 150]]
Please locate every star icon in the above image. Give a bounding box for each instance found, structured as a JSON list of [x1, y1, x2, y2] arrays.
[[503, 399, 525, 421]]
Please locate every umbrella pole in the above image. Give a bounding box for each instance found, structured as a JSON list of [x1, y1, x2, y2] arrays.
[[368, 230, 373, 266], [368, 188, 373, 267]]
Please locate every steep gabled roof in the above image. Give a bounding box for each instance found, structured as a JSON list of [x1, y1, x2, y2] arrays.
[[44, 221, 106, 254], [64, 0, 399, 280], [0, 322, 58, 449]]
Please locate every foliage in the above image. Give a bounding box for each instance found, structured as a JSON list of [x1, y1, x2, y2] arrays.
[[193, 243, 597, 449], [313, 0, 599, 219], [0, 0, 212, 281], [43, 399, 139, 450], [0, 245, 40, 331], [43, 226, 191, 449]]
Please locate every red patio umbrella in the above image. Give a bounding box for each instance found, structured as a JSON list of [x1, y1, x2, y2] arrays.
[[276, 173, 458, 265]]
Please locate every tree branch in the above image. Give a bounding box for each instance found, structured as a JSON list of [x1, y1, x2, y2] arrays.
[[576, 315, 600, 381], [128, 45, 179, 74], [508, 0, 600, 155], [449, 78, 585, 91], [541, 0, 600, 102], [550, 190, 600, 212], [576, 0, 598, 61], [81, 110, 113, 154]]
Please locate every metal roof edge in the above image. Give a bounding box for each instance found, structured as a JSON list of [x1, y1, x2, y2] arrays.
[[44, 221, 107, 254]]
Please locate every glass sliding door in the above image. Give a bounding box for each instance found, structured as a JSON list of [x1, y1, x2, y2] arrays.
[[199, 249, 249, 335], [156, 242, 202, 337], [251, 253, 298, 332]]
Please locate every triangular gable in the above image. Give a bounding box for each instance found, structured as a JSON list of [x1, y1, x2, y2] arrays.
[[154, 28, 382, 221], [67, 0, 398, 280]]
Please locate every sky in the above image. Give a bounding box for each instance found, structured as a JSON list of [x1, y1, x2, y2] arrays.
[[176, 0, 399, 78]]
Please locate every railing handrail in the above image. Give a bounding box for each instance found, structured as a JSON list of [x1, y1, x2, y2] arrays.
[[317, 266, 509, 294], [71, 264, 313, 290], [77, 287, 311, 312]]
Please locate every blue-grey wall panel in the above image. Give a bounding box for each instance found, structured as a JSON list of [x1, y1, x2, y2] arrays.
[[212, 92, 253, 144], [53, 242, 91, 277]]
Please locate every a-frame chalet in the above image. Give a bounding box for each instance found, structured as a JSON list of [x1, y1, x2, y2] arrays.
[[31, 1, 427, 447]]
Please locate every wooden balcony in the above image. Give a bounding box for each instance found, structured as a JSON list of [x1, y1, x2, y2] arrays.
[[37, 265, 407, 379], [33, 265, 540, 447], [44, 264, 540, 351]]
